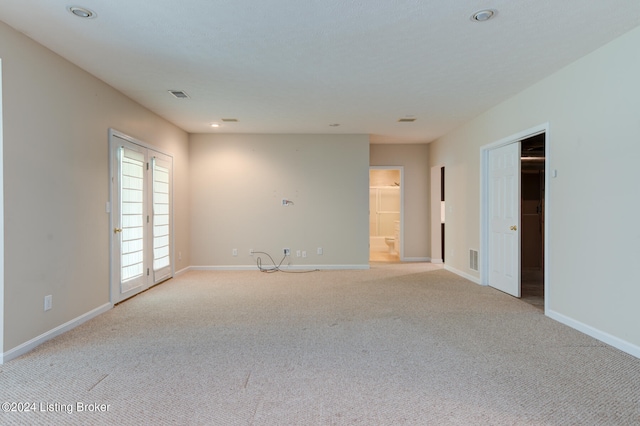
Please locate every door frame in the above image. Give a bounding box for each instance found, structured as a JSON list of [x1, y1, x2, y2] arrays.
[[369, 166, 404, 261], [480, 123, 550, 309], [0, 59, 4, 363], [108, 128, 174, 304], [430, 165, 445, 264]]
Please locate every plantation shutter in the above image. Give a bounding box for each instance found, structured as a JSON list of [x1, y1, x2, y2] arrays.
[[152, 155, 172, 283], [120, 147, 146, 292]]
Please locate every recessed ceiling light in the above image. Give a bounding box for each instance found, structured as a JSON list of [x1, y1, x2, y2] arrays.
[[210, 123, 220, 128], [68, 6, 96, 19], [471, 9, 496, 22]]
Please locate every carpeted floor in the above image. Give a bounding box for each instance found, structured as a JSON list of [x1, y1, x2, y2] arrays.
[[1, 263, 639, 425]]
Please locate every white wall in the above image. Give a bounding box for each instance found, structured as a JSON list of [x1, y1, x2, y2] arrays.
[[370, 144, 430, 261], [189, 134, 370, 268], [430, 25, 640, 355], [1, 21, 190, 355]]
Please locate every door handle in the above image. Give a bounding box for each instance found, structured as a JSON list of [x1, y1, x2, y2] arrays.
[[510, 225, 517, 231], [114, 227, 122, 234]]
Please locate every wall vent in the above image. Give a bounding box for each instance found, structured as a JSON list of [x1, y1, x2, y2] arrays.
[[221, 118, 239, 122], [469, 249, 478, 271], [168, 90, 189, 99], [397, 118, 416, 122]]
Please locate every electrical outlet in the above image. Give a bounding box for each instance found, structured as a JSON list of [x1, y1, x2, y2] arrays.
[[317, 247, 323, 255], [232, 248, 238, 256], [44, 295, 52, 311], [302, 250, 307, 258], [284, 248, 291, 256]]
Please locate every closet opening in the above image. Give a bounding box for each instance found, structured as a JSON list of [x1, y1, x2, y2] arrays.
[[520, 133, 545, 309]]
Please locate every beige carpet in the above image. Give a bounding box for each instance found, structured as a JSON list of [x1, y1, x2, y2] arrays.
[[1, 263, 639, 425]]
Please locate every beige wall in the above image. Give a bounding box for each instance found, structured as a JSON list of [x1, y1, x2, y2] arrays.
[[189, 134, 370, 268], [430, 25, 640, 354], [1, 21, 190, 353], [370, 144, 430, 260]]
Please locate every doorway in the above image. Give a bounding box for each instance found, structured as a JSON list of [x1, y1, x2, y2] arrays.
[[109, 130, 174, 304], [480, 124, 548, 310], [369, 167, 403, 262], [0, 59, 4, 363], [430, 165, 445, 264], [520, 133, 545, 309], [440, 167, 445, 263]]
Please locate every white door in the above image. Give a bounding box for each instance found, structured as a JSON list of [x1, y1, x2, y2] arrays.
[[110, 132, 173, 304], [488, 142, 521, 297]]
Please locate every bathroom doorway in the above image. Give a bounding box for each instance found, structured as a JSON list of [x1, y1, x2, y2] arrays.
[[369, 167, 403, 262]]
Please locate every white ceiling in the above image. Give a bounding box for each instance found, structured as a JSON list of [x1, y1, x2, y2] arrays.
[[2, 1, 640, 143]]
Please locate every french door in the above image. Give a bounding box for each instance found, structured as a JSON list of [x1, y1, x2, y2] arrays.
[[488, 142, 521, 297], [110, 131, 173, 304]]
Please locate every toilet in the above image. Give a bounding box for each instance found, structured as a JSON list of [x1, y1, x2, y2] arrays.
[[384, 237, 396, 254], [385, 220, 400, 254]]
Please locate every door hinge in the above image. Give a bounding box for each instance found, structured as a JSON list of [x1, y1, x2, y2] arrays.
[[146, 162, 149, 170], [147, 268, 150, 276], [147, 215, 150, 223]]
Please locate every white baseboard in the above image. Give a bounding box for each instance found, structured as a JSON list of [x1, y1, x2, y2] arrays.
[[401, 257, 430, 262], [546, 309, 640, 359], [191, 264, 370, 271], [315, 264, 370, 270], [444, 264, 482, 285], [430, 258, 443, 264], [174, 266, 192, 276], [2, 302, 112, 363], [191, 265, 257, 271]]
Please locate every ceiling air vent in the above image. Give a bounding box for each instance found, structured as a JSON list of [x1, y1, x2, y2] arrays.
[[168, 90, 189, 99], [398, 118, 416, 122], [221, 118, 239, 122]]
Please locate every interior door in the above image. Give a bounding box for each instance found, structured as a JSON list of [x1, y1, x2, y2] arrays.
[[488, 142, 521, 297], [110, 132, 173, 304]]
